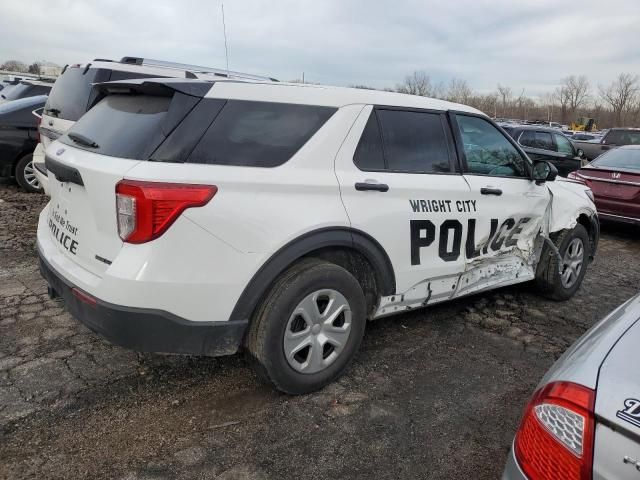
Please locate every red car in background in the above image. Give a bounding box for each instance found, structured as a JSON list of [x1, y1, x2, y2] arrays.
[[568, 145, 640, 225]]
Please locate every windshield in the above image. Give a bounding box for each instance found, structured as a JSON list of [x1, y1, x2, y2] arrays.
[[589, 148, 640, 172], [1, 83, 51, 101]]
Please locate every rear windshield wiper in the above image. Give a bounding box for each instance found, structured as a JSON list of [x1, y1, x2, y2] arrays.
[[68, 132, 99, 149]]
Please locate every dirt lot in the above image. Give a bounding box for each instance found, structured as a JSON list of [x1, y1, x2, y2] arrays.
[[0, 180, 639, 480]]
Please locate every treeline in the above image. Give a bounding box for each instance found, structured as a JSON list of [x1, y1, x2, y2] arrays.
[[354, 71, 640, 129], [1, 60, 45, 75]]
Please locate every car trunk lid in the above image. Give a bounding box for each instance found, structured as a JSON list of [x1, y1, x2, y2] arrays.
[[45, 148, 140, 276]]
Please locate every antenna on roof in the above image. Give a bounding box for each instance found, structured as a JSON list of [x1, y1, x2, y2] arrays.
[[221, 2, 230, 77]]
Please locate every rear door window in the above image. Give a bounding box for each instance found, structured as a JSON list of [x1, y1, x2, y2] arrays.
[[376, 109, 452, 173], [187, 101, 336, 167], [519, 130, 553, 151], [353, 112, 385, 170]]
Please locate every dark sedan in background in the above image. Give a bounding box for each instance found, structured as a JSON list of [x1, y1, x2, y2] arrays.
[[0, 95, 47, 192], [500, 125, 585, 177], [568, 145, 640, 226]]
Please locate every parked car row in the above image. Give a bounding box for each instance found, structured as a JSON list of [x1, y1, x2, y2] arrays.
[[499, 124, 586, 177], [0, 95, 47, 191], [573, 127, 640, 160], [1, 56, 276, 193]]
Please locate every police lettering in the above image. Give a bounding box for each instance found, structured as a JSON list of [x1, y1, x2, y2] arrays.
[[49, 218, 78, 255], [410, 217, 531, 265]]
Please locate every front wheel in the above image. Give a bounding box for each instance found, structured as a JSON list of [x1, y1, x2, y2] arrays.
[[245, 259, 367, 394], [535, 224, 591, 300], [15, 153, 42, 193]]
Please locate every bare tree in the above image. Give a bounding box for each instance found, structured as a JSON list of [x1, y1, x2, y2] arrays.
[[446, 78, 473, 104], [1, 60, 28, 73], [599, 73, 640, 126], [562, 76, 590, 115], [496, 84, 512, 117], [396, 71, 436, 97], [28, 62, 41, 75]]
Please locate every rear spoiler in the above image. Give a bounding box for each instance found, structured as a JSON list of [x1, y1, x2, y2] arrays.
[[93, 78, 214, 98], [89, 78, 215, 110]]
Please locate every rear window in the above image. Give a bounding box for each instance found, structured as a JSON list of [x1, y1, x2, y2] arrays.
[[605, 130, 640, 146], [60, 94, 172, 159], [187, 101, 336, 167], [44, 67, 110, 121], [590, 148, 640, 172]]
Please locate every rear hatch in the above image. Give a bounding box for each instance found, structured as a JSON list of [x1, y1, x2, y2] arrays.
[[44, 79, 213, 276], [41, 63, 175, 149]]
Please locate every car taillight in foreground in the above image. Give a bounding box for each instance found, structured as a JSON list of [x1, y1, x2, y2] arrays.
[[514, 381, 595, 480], [115, 180, 217, 244]]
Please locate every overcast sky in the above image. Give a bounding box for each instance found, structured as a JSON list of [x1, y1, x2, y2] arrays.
[[1, 0, 639, 96]]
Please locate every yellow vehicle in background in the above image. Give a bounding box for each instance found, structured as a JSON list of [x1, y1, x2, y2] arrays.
[[570, 117, 597, 132]]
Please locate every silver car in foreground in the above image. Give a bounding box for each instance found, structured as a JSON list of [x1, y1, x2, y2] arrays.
[[503, 293, 640, 480]]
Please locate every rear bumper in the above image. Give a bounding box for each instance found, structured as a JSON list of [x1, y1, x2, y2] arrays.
[[38, 245, 248, 356], [32, 143, 49, 194]]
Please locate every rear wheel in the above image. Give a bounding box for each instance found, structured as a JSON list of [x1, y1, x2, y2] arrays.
[[535, 224, 590, 300], [15, 153, 42, 193], [245, 259, 367, 394]]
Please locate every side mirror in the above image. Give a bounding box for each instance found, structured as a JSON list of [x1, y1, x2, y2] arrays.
[[533, 161, 558, 184], [577, 148, 586, 159]]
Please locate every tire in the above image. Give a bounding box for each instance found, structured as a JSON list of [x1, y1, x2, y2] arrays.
[[535, 224, 590, 301], [15, 153, 42, 193], [245, 258, 367, 395]]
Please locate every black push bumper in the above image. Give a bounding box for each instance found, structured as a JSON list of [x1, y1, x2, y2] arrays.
[[38, 247, 248, 356]]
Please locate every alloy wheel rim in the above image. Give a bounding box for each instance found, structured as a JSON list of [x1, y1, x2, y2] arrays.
[[561, 238, 584, 289], [23, 161, 40, 189], [283, 289, 352, 374]]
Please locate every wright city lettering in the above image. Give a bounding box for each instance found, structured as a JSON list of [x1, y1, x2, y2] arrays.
[[410, 199, 477, 214]]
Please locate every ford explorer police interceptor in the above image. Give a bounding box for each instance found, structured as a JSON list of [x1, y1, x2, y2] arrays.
[[37, 78, 599, 394]]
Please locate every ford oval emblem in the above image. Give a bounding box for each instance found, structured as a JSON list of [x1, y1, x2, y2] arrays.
[[56, 148, 65, 156]]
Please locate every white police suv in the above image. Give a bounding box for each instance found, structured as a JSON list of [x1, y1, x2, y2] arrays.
[[37, 78, 599, 394]]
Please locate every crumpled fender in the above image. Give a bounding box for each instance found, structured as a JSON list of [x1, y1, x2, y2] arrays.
[[545, 179, 597, 234]]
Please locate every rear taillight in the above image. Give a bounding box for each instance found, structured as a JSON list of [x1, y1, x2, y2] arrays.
[[115, 180, 217, 244], [32, 110, 42, 142], [514, 381, 595, 480]]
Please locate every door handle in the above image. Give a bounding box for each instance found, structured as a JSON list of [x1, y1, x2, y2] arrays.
[[355, 182, 389, 192], [480, 187, 502, 196]]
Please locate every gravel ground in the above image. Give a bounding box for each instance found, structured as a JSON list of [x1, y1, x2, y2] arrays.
[[1, 179, 639, 480]]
